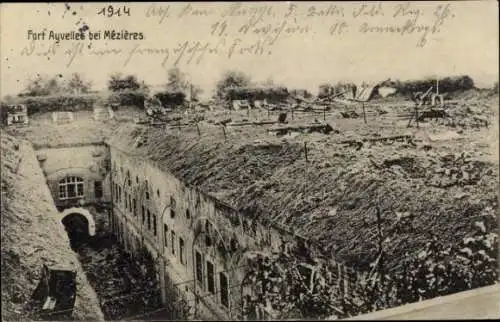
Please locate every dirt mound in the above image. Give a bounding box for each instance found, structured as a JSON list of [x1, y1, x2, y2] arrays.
[[108, 124, 498, 275], [447, 88, 497, 101]]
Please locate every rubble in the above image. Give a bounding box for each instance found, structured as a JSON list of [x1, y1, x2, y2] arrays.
[[268, 124, 336, 136], [429, 101, 493, 128], [77, 233, 162, 320]]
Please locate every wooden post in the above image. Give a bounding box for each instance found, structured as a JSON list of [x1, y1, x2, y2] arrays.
[[407, 104, 415, 128], [323, 105, 326, 121], [415, 104, 420, 129], [304, 141, 308, 196], [436, 79, 439, 95], [222, 126, 227, 141], [362, 102, 367, 124], [292, 106, 294, 120], [344, 266, 349, 295], [196, 123, 200, 136], [267, 104, 270, 118]]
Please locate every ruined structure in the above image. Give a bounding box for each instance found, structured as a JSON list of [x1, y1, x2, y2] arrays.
[[105, 117, 498, 319], [1, 130, 104, 321], [6, 104, 28, 126], [3, 92, 497, 320]]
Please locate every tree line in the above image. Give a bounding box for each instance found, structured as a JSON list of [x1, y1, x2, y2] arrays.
[[4, 71, 494, 107]]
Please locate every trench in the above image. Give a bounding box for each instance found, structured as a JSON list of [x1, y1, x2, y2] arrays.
[[61, 208, 164, 320]]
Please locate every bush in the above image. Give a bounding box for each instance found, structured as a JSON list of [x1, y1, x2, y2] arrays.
[[153, 91, 186, 107], [107, 90, 147, 108], [226, 86, 289, 102], [350, 217, 498, 315], [381, 76, 475, 96], [14, 94, 99, 115]]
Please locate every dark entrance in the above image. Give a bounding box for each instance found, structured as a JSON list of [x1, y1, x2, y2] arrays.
[[62, 213, 90, 251]]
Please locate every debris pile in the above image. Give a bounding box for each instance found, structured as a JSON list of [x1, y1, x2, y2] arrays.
[[425, 153, 492, 188], [268, 123, 336, 136], [78, 239, 162, 320], [340, 110, 360, 118], [433, 102, 492, 128], [242, 247, 358, 320]]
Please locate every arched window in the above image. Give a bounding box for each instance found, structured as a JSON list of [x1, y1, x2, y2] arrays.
[[153, 214, 157, 236], [147, 209, 151, 230], [59, 176, 84, 200], [126, 170, 131, 186], [145, 180, 150, 200]]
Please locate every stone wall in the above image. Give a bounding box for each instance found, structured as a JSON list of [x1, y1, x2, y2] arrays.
[[109, 145, 296, 319], [36, 144, 110, 209]]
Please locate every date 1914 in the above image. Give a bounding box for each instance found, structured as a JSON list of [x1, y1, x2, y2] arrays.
[[97, 5, 131, 17]]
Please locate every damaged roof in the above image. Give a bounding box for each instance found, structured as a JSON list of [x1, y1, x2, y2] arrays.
[[106, 104, 498, 272]]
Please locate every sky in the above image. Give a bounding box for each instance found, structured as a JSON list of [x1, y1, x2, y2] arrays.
[[1, 1, 498, 98]]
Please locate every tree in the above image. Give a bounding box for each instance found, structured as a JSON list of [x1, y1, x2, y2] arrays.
[[190, 85, 203, 101], [165, 67, 204, 102], [107, 73, 141, 92], [2, 95, 15, 104], [65, 73, 92, 94], [21, 74, 63, 96], [215, 70, 252, 100], [166, 67, 189, 92], [263, 77, 275, 86]]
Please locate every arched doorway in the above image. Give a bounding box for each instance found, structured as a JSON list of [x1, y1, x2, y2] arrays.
[[60, 207, 96, 251], [62, 213, 90, 250]]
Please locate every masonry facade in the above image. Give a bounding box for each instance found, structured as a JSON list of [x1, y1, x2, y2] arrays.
[[37, 144, 110, 210], [106, 143, 305, 320]]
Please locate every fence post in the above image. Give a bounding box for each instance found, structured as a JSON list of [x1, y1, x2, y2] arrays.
[[222, 126, 227, 141], [415, 104, 420, 128], [362, 103, 367, 124]]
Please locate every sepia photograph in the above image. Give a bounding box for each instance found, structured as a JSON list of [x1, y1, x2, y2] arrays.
[[1, 1, 499, 321]]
